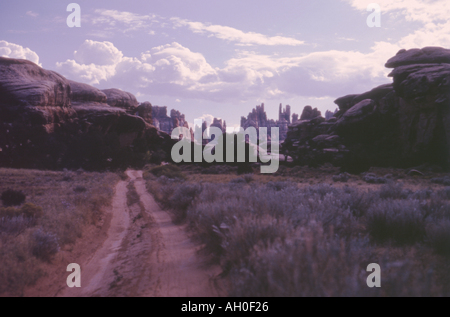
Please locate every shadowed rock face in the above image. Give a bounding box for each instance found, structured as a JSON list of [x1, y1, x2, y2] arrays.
[[0, 57, 174, 170], [282, 47, 450, 173], [68, 80, 107, 103], [385, 47, 450, 68], [101, 88, 139, 113]]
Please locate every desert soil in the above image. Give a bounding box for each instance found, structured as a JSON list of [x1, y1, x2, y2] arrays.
[[25, 170, 225, 297]]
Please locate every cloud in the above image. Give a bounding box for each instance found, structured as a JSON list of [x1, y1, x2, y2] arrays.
[[171, 18, 305, 46], [74, 40, 123, 65], [344, 0, 450, 49], [26, 11, 39, 18], [56, 40, 122, 85], [91, 9, 158, 34], [0, 40, 41, 66], [55, 39, 402, 102], [88, 9, 304, 46], [345, 0, 450, 24]]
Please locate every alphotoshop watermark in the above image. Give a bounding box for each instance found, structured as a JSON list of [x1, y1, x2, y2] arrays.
[[66, 263, 81, 287], [67, 3, 81, 28], [171, 120, 279, 174], [367, 3, 381, 27]]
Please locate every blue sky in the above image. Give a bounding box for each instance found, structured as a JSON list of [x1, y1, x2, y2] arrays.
[[1, 0, 449, 128]]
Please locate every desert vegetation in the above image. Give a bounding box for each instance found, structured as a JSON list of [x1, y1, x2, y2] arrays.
[[0, 168, 119, 296], [145, 163, 450, 296]]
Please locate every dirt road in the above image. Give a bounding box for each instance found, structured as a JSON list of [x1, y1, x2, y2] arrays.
[[57, 170, 224, 297]]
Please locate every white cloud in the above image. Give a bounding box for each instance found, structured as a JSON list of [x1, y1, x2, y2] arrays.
[[345, 0, 450, 24], [344, 0, 450, 49], [91, 9, 157, 34], [171, 18, 305, 46], [88, 9, 304, 46], [26, 11, 39, 17], [0, 40, 41, 66], [74, 40, 123, 65], [55, 39, 401, 102]]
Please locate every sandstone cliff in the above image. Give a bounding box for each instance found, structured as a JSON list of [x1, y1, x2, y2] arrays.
[[0, 57, 174, 170]]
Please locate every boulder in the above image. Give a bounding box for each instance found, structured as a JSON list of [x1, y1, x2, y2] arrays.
[[137, 102, 153, 125], [300, 105, 321, 120], [385, 47, 450, 68], [101, 88, 139, 113], [0, 57, 70, 109], [68, 80, 107, 103]]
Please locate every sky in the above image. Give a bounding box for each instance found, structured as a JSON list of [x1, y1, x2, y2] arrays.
[[1, 0, 450, 128]]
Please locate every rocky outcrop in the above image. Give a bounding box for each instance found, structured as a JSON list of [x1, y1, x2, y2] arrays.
[[0, 57, 174, 170], [240, 103, 291, 141], [136, 101, 153, 125], [281, 46, 450, 173], [210, 118, 227, 134], [385, 47, 450, 68], [69, 80, 107, 104], [101, 88, 139, 113], [151, 106, 189, 135], [300, 106, 321, 120]]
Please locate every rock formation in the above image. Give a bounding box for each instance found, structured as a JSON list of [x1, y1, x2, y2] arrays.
[[300, 106, 321, 120], [240, 103, 292, 141], [0, 57, 174, 170], [151, 106, 189, 135], [101, 88, 139, 113], [281, 46, 450, 173]]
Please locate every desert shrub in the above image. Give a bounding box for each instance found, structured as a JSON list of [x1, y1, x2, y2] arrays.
[[237, 164, 253, 175], [229, 224, 375, 297], [378, 182, 410, 200], [332, 173, 350, 182], [62, 175, 73, 181], [220, 215, 293, 275], [363, 173, 388, 184], [169, 183, 202, 223], [187, 200, 236, 258], [146, 164, 186, 180], [266, 181, 295, 191], [31, 229, 60, 262], [431, 177, 450, 186], [73, 186, 87, 193], [340, 187, 376, 218], [426, 220, 450, 257], [243, 174, 254, 183], [145, 173, 450, 296], [0, 236, 42, 295], [435, 187, 450, 200], [0, 215, 36, 235], [229, 177, 246, 184], [410, 188, 433, 200], [0, 206, 20, 218], [148, 149, 168, 165], [201, 165, 221, 175], [366, 199, 427, 245], [1, 189, 26, 206], [306, 183, 341, 198], [20, 203, 43, 218]]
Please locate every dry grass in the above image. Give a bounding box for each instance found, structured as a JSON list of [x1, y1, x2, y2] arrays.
[[0, 168, 119, 296], [147, 164, 450, 296]]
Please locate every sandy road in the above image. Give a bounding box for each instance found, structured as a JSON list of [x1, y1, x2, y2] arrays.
[[59, 170, 224, 297]]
